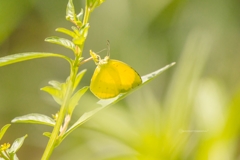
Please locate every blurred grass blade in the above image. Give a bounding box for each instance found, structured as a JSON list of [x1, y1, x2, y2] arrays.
[[164, 30, 212, 120], [0, 124, 11, 140], [8, 135, 28, 154], [12, 113, 56, 126], [62, 62, 175, 140], [0, 52, 72, 67]]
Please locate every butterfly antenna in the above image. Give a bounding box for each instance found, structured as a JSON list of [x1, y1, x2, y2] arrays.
[[96, 48, 107, 54], [107, 40, 110, 57]]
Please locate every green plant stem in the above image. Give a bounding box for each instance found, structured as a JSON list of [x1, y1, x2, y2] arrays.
[[41, 72, 75, 160], [1, 150, 9, 160], [41, 3, 92, 159], [79, 6, 91, 51], [83, 6, 90, 25]]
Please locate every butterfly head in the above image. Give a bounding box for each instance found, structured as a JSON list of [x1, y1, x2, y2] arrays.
[[90, 50, 109, 66]]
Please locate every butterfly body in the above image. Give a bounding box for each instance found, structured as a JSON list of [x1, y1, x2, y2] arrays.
[[90, 53, 142, 99]]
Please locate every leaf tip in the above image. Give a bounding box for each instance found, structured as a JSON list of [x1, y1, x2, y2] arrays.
[[44, 37, 51, 42], [11, 118, 17, 123]]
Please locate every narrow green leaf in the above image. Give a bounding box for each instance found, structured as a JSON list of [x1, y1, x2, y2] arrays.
[[71, 26, 80, 36], [68, 86, 89, 113], [141, 62, 176, 84], [48, 80, 62, 90], [56, 28, 76, 38], [80, 23, 90, 38], [45, 36, 77, 52], [11, 113, 56, 126], [73, 24, 90, 45], [66, 0, 76, 21], [0, 124, 11, 140], [76, 8, 84, 22], [0, 52, 72, 67], [43, 132, 51, 138], [8, 135, 27, 154], [41, 86, 61, 97], [62, 62, 176, 140], [73, 69, 87, 91], [41, 86, 62, 105], [73, 37, 85, 46]]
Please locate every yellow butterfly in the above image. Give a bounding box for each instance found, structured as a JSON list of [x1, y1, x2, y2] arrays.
[[89, 50, 142, 99]]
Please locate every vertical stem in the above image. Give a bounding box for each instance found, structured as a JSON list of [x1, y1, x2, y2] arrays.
[[41, 78, 74, 160], [83, 6, 91, 25], [80, 5, 91, 52], [41, 2, 92, 159]]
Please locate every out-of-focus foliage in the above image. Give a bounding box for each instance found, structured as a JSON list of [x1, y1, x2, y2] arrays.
[[0, 124, 27, 160], [0, 0, 240, 159]]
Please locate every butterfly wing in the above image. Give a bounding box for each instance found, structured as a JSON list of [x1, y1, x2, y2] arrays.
[[108, 59, 142, 92], [90, 64, 121, 99], [90, 59, 142, 99]]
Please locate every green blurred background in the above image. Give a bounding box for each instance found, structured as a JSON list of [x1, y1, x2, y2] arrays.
[[1, 0, 240, 159]]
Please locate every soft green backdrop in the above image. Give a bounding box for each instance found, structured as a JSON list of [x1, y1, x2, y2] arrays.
[[1, 0, 240, 159]]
